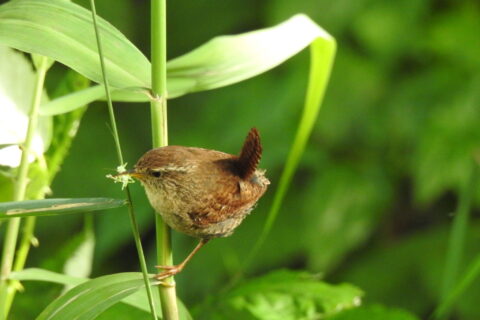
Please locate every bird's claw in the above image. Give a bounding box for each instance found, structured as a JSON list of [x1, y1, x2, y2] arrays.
[[154, 264, 183, 280]]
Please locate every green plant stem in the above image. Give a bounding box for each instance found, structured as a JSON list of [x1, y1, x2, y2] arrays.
[[151, 0, 179, 319], [435, 252, 480, 319], [436, 161, 477, 319], [441, 165, 474, 296], [12, 217, 36, 273], [89, 1, 158, 319], [0, 56, 49, 320], [3, 216, 37, 312], [13, 154, 47, 275], [7, 154, 49, 310]]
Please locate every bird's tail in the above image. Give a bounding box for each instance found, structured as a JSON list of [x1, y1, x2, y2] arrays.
[[237, 128, 262, 180]]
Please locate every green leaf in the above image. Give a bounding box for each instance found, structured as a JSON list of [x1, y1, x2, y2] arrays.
[[328, 304, 420, 320], [10, 268, 192, 319], [166, 14, 335, 97], [10, 268, 85, 287], [40, 85, 108, 116], [207, 270, 362, 320], [35, 272, 156, 320], [246, 16, 336, 265], [0, 1, 335, 115], [434, 253, 480, 319], [438, 160, 477, 319], [0, 0, 150, 89], [0, 198, 126, 219]]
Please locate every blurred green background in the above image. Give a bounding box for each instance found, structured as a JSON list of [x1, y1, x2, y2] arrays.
[[7, 0, 480, 319]]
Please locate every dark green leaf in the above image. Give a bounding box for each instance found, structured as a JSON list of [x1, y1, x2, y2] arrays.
[[0, 198, 126, 218], [328, 304, 420, 320], [207, 270, 362, 320]]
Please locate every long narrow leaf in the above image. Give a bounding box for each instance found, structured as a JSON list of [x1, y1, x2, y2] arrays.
[[40, 86, 153, 116], [35, 272, 154, 320], [436, 162, 478, 319], [0, 198, 125, 219], [440, 163, 476, 297], [166, 14, 335, 97], [434, 253, 480, 319], [248, 21, 336, 262], [0, 0, 150, 89], [10, 268, 84, 287], [0, 1, 336, 115], [40, 85, 106, 116], [10, 268, 192, 319]]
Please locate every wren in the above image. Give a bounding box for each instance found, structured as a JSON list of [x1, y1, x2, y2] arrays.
[[127, 128, 269, 279]]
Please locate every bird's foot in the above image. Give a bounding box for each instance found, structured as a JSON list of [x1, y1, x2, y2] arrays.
[[154, 264, 184, 280]]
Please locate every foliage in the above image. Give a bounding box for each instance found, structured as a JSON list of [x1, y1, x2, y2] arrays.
[[202, 270, 362, 320], [0, 0, 479, 319], [328, 305, 420, 320]]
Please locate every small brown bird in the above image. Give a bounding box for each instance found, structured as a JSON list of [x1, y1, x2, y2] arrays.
[[127, 128, 269, 279]]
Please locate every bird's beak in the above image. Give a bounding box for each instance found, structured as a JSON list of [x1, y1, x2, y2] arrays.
[[114, 169, 144, 179]]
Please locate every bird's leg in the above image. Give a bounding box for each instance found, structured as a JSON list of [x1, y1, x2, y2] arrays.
[[155, 238, 209, 280]]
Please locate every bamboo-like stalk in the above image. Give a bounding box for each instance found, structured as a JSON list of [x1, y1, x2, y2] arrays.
[[0, 56, 49, 320], [151, 0, 179, 319], [89, 1, 158, 319]]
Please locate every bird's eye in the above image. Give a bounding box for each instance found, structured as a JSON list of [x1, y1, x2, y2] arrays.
[[151, 171, 162, 178]]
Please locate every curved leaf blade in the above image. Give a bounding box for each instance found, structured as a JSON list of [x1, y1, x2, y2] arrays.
[[38, 14, 333, 114], [0, 0, 150, 89], [40, 85, 106, 116], [35, 272, 154, 320], [166, 14, 334, 97], [10, 268, 85, 287], [245, 18, 336, 264], [434, 253, 480, 319], [0, 198, 126, 219], [10, 269, 192, 320]]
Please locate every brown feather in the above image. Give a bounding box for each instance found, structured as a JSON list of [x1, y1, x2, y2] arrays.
[[236, 128, 262, 180], [133, 128, 269, 239]]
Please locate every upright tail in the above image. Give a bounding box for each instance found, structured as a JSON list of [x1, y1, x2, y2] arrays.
[[237, 128, 262, 180]]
